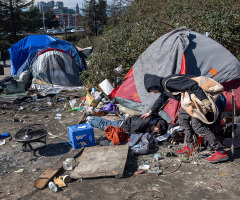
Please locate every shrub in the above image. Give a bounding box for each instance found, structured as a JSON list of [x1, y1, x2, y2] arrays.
[[78, 0, 240, 88]]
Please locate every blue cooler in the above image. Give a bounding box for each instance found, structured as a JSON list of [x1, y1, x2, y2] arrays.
[[68, 123, 95, 149]]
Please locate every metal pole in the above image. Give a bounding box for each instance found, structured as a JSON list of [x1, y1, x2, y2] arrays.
[[40, 4, 46, 33], [231, 90, 235, 158], [68, 9, 69, 29]]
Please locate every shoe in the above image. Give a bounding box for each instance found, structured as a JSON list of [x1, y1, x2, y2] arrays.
[[78, 113, 88, 124], [177, 145, 194, 154], [206, 151, 229, 163]]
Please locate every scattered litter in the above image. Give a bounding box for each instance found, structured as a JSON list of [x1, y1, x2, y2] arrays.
[[56, 113, 62, 117], [0, 132, 10, 139], [59, 175, 71, 183], [214, 182, 222, 188], [139, 164, 150, 170], [181, 153, 190, 161], [134, 170, 145, 175], [165, 151, 177, 157], [77, 179, 83, 183], [48, 132, 59, 138], [31, 94, 38, 100], [13, 118, 20, 122], [0, 140, 6, 145], [48, 181, 58, 192], [68, 107, 82, 112], [99, 79, 114, 95], [153, 154, 161, 161], [69, 99, 78, 108], [147, 167, 163, 175], [18, 106, 25, 110], [6, 189, 12, 195], [63, 158, 76, 171], [53, 177, 66, 188], [14, 169, 24, 173]]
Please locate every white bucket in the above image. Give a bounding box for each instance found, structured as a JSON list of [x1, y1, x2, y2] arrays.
[[99, 79, 114, 95]]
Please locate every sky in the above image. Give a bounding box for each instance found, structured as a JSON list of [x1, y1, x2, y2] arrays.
[[34, 0, 85, 9]]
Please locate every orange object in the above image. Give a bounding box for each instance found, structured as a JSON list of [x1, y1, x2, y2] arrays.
[[105, 125, 130, 145], [209, 68, 218, 76]]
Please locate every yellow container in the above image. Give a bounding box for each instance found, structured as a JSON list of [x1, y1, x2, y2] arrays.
[[86, 92, 99, 107]]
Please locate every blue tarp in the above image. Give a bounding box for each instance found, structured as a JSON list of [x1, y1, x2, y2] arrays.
[[8, 34, 58, 75], [18, 39, 85, 75]]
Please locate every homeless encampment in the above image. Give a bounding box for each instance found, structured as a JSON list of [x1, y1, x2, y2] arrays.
[[113, 27, 240, 122], [8, 35, 88, 90]]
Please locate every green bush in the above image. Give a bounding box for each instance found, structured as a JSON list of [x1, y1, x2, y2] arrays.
[[78, 0, 240, 88]]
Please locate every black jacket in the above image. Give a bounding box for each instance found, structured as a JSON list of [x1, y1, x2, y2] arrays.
[[120, 114, 167, 134], [144, 74, 208, 113]]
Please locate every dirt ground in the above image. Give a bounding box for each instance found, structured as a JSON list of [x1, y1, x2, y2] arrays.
[[1, 66, 240, 200]]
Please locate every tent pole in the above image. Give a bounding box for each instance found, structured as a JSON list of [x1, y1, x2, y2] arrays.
[[231, 90, 235, 159]]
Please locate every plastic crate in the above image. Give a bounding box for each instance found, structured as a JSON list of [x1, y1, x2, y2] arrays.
[[68, 123, 95, 149]]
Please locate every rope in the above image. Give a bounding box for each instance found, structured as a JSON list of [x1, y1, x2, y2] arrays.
[[134, 161, 182, 176]]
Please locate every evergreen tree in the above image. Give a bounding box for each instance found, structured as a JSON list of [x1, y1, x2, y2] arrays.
[[82, 0, 108, 36], [0, 0, 33, 43], [22, 5, 42, 32], [44, 7, 59, 29]]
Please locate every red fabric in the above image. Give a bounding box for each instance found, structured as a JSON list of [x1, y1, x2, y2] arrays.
[[38, 48, 73, 58], [105, 125, 130, 145], [221, 80, 240, 111], [114, 72, 141, 103], [179, 53, 186, 74], [123, 67, 133, 81], [109, 85, 120, 100]]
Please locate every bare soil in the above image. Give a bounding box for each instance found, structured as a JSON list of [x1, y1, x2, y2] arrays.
[[1, 66, 240, 200]]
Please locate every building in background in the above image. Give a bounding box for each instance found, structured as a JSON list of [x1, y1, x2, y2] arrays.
[[37, 1, 82, 28]]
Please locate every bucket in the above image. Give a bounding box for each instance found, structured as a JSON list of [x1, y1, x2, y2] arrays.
[[99, 79, 114, 95]]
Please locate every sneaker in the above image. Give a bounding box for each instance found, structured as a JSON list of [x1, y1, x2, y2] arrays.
[[177, 145, 194, 154], [206, 151, 229, 163]]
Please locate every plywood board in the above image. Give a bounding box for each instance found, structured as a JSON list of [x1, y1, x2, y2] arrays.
[[34, 161, 63, 189], [71, 145, 129, 179]]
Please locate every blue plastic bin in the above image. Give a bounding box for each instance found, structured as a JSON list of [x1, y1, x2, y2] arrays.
[[68, 123, 95, 149]]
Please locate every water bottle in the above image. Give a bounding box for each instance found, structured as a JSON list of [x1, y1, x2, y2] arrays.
[[48, 181, 58, 192]]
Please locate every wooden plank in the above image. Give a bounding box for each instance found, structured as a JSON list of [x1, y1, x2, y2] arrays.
[[71, 145, 129, 179], [34, 161, 63, 189], [34, 147, 84, 189]]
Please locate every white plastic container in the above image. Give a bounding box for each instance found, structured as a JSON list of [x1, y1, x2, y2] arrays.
[[48, 181, 58, 192], [99, 79, 114, 95], [63, 158, 76, 170]]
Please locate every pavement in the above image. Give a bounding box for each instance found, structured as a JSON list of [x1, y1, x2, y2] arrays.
[[0, 60, 11, 80]]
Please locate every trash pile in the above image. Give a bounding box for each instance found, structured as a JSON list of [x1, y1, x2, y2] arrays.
[[1, 28, 240, 196]]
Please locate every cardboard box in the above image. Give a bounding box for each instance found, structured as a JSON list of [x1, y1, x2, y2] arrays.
[[68, 123, 95, 149], [86, 92, 99, 107]]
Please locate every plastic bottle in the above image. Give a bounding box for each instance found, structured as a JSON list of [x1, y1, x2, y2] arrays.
[[67, 107, 82, 112], [63, 158, 76, 170], [46, 96, 53, 107], [48, 181, 58, 192]]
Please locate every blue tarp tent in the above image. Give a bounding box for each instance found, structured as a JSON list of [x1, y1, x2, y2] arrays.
[[8, 34, 58, 75], [14, 38, 86, 86]]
